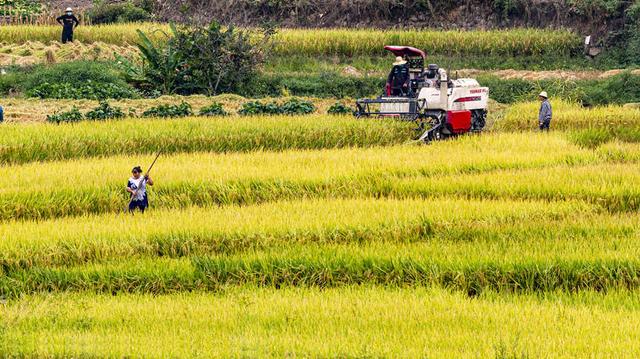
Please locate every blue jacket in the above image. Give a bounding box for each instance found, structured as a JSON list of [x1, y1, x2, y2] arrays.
[[539, 100, 552, 123]]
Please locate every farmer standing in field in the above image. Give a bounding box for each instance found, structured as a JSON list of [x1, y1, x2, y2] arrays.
[[538, 91, 552, 131], [387, 56, 410, 96], [127, 166, 154, 213], [56, 7, 80, 44]]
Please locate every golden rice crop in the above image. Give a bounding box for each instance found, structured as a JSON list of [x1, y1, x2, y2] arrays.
[[273, 28, 581, 57], [0, 197, 590, 269], [3, 288, 640, 357], [0, 24, 580, 57], [498, 100, 640, 131], [0, 115, 414, 164], [0, 133, 607, 220], [0, 23, 168, 45]]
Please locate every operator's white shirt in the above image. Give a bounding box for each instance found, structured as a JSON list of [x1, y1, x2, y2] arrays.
[[127, 177, 147, 202]]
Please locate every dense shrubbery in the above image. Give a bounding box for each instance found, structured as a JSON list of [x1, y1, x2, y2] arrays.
[[18, 61, 138, 100], [119, 21, 272, 96], [46, 107, 83, 124], [239, 98, 315, 116], [142, 102, 193, 118], [199, 103, 228, 116], [27, 82, 138, 100], [85, 102, 125, 120], [328, 102, 352, 115], [47, 102, 126, 123], [88, 1, 152, 24]]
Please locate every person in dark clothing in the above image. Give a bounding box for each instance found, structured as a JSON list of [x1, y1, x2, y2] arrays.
[[56, 8, 80, 44], [387, 56, 410, 96], [538, 91, 552, 131]]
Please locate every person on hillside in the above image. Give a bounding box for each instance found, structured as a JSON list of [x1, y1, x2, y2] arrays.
[[0, 104, 4, 123], [127, 166, 154, 213], [538, 91, 552, 131], [386, 56, 410, 96], [56, 7, 80, 44]]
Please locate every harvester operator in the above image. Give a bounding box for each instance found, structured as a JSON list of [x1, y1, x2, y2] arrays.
[[386, 56, 410, 96], [56, 7, 80, 44], [538, 91, 552, 131]]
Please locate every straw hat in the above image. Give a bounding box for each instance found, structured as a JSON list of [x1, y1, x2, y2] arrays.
[[539, 91, 548, 98], [65, 7, 73, 12], [393, 56, 407, 66]]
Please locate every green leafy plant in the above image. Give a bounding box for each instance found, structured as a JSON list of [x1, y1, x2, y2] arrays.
[[46, 107, 83, 124], [280, 98, 315, 115], [127, 21, 273, 96], [27, 82, 138, 100], [199, 103, 228, 116], [142, 102, 193, 118], [238, 101, 281, 116], [327, 102, 352, 115], [85, 102, 126, 121], [88, 1, 152, 24], [239, 99, 315, 116]]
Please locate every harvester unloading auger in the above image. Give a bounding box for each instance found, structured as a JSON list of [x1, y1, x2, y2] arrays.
[[355, 46, 489, 142]]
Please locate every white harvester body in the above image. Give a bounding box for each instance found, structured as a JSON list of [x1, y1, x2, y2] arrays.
[[356, 46, 490, 142]]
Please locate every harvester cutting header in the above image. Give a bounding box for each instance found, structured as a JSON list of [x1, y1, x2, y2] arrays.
[[355, 46, 489, 142]]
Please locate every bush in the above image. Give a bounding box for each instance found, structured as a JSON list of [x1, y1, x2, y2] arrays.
[[88, 2, 152, 24], [46, 107, 83, 124], [0, 71, 21, 95], [239, 99, 316, 116], [127, 21, 272, 96], [23, 61, 138, 100], [85, 102, 125, 120], [327, 102, 352, 115], [280, 98, 315, 115], [581, 73, 640, 106], [24, 61, 124, 89], [27, 82, 138, 100], [142, 102, 193, 118], [199, 103, 228, 116], [238, 101, 281, 116]]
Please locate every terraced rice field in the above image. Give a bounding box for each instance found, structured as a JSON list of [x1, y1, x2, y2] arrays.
[[1, 102, 640, 357], [0, 25, 581, 57]]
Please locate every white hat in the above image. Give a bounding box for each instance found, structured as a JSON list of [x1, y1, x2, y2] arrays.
[[66, 7, 73, 12], [393, 56, 407, 66], [539, 91, 548, 98]]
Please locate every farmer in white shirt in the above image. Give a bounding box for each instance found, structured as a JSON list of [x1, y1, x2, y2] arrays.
[[126, 166, 154, 213]]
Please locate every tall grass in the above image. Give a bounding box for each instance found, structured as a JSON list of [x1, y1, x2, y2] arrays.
[[0, 115, 414, 164], [3, 288, 640, 357], [0, 25, 580, 57]]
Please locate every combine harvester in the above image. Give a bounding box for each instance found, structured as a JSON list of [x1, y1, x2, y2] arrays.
[[355, 46, 489, 142]]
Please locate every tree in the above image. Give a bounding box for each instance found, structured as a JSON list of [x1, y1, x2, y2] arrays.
[[121, 21, 273, 96]]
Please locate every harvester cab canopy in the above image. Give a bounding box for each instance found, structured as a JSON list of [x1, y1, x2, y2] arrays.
[[384, 45, 426, 72]]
